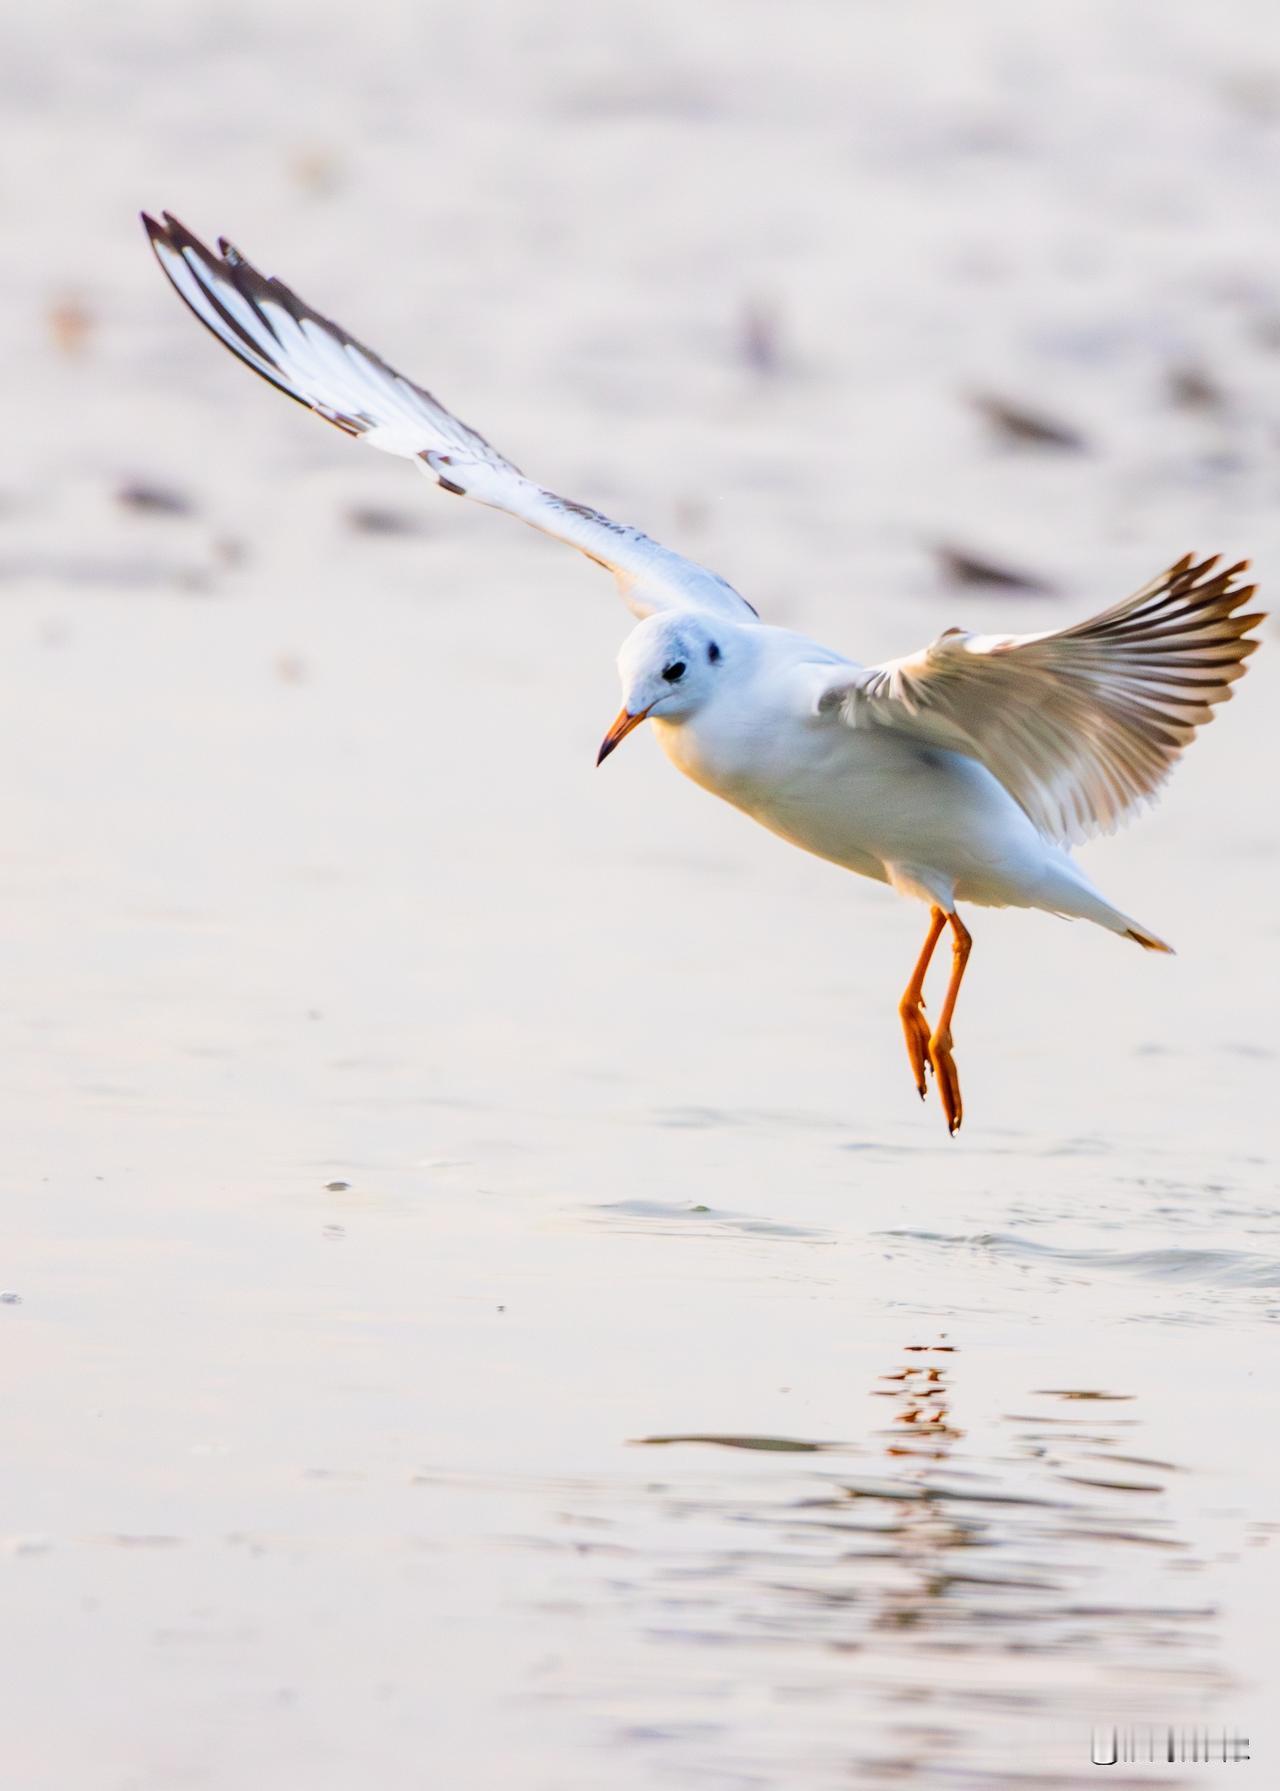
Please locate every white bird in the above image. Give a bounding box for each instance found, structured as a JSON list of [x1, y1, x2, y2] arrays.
[[143, 213, 1263, 1134]]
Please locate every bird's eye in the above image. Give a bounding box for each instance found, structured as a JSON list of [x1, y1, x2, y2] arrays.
[[662, 660, 686, 683], [707, 641, 721, 663]]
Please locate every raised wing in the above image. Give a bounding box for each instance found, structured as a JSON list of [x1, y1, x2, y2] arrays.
[[142, 212, 754, 623], [829, 555, 1262, 844]]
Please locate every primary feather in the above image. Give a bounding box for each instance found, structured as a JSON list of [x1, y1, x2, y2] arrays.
[[833, 555, 1263, 844], [142, 211, 753, 624]]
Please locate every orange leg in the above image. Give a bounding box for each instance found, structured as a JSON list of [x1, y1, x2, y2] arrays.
[[898, 906, 947, 1101], [927, 912, 972, 1137]]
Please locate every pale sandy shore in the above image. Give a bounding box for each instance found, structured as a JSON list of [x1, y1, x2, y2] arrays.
[[2, 3, 1278, 1785]]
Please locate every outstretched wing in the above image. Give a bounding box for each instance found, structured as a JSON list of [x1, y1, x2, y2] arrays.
[[142, 212, 754, 623], [827, 555, 1263, 844]]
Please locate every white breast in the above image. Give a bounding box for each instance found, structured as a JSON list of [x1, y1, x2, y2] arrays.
[[653, 680, 1053, 901], [653, 682, 898, 878]]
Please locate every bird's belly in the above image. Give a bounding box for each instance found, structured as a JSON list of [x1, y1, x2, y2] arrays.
[[656, 716, 1048, 896], [655, 715, 899, 881]]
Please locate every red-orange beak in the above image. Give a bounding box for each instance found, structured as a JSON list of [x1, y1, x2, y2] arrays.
[[596, 704, 653, 765]]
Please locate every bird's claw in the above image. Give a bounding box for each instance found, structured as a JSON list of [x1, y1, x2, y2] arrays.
[[899, 998, 933, 1103], [927, 1027, 963, 1136]]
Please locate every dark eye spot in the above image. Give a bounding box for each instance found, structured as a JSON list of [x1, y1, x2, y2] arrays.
[[707, 641, 721, 663], [662, 660, 686, 683]]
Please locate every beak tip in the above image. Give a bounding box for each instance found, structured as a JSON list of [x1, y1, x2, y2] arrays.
[[596, 705, 649, 766]]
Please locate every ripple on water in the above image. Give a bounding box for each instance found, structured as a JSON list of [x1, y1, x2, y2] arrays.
[[518, 1342, 1237, 1789], [881, 1230, 1280, 1290], [590, 1199, 830, 1240]]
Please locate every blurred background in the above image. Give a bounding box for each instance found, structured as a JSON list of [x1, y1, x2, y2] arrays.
[[2, 2, 1278, 1787]]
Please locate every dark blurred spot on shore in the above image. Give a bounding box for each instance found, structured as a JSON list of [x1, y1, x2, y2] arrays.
[[116, 480, 195, 517], [47, 294, 94, 357], [345, 504, 425, 537], [1167, 363, 1226, 412], [289, 146, 343, 196], [936, 544, 1056, 594], [970, 393, 1088, 451], [739, 299, 784, 376]]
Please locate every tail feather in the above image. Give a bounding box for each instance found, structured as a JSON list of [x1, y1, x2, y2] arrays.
[[1039, 860, 1175, 953], [1123, 924, 1175, 955]]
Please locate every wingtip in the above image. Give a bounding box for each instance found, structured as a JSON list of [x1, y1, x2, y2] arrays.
[[142, 211, 195, 252], [157, 211, 206, 256]]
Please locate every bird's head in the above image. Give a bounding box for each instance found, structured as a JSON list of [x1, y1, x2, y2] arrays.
[[597, 612, 728, 764]]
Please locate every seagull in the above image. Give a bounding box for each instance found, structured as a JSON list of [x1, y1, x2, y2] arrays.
[[143, 212, 1263, 1134]]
